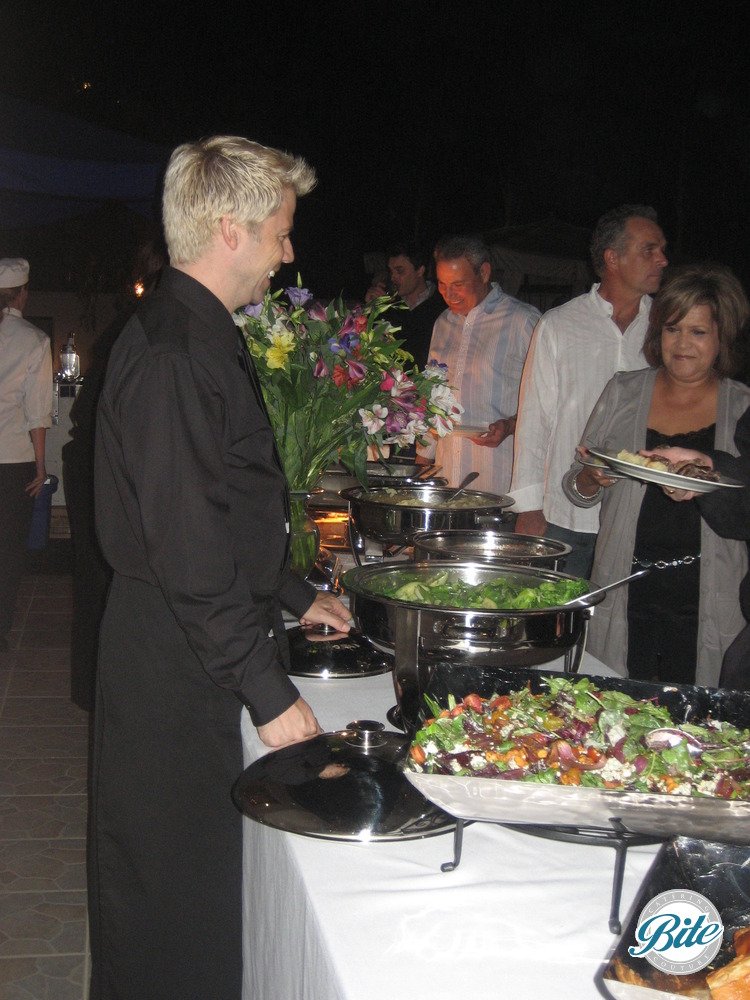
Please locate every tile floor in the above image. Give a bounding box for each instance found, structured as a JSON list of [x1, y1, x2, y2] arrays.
[[0, 542, 90, 999]]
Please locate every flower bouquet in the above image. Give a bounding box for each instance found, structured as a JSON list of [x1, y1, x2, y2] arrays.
[[234, 281, 462, 491], [234, 282, 462, 572]]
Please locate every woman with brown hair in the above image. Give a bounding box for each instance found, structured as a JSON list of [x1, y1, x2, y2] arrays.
[[564, 262, 750, 686]]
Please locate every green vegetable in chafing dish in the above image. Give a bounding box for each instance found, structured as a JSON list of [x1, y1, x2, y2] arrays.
[[357, 568, 588, 609], [366, 488, 492, 509]]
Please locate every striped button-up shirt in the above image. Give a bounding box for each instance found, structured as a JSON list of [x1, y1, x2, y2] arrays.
[[424, 284, 538, 495]]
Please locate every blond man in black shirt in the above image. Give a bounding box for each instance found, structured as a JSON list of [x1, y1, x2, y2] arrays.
[[89, 137, 350, 1000]]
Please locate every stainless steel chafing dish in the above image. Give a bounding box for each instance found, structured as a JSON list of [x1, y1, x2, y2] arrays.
[[412, 530, 572, 570], [342, 486, 514, 565], [316, 460, 447, 495], [342, 561, 603, 731], [405, 663, 750, 845]]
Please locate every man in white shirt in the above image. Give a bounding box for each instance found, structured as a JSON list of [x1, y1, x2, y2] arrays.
[[0, 257, 53, 650], [509, 205, 668, 577], [420, 235, 539, 495]]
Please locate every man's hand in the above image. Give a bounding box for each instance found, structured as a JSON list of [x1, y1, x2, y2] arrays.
[[515, 509, 548, 537], [257, 697, 322, 749], [299, 592, 352, 632], [25, 469, 47, 498], [469, 417, 515, 449], [574, 446, 617, 493]]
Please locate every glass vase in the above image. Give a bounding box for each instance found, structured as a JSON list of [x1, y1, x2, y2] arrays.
[[289, 492, 320, 579]]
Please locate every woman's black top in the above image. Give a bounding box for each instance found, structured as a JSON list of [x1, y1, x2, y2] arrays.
[[627, 424, 715, 684]]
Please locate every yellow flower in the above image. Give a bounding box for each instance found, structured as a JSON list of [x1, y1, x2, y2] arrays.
[[265, 328, 295, 369], [266, 345, 292, 369]]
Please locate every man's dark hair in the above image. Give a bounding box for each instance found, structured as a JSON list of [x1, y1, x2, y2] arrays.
[[433, 234, 491, 272], [589, 204, 659, 277], [386, 244, 429, 273]]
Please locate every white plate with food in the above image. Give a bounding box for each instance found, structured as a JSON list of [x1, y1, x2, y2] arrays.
[[578, 454, 628, 479], [587, 448, 744, 494]]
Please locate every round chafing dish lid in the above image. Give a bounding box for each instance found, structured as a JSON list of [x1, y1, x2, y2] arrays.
[[413, 530, 572, 561], [286, 625, 393, 678], [342, 485, 514, 510], [367, 475, 447, 488], [233, 726, 456, 841]]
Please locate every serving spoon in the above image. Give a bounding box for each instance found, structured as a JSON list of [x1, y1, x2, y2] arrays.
[[443, 470, 480, 504], [414, 463, 443, 481], [563, 567, 650, 607]]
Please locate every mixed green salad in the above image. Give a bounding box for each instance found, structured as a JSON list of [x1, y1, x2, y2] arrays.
[[407, 677, 750, 800], [359, 568, 589, 609]]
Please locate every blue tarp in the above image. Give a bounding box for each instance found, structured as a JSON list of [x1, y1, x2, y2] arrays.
[[0, 92, 169, 228]]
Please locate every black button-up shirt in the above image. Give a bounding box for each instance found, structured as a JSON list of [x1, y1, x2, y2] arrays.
[[95, 267, 314, 724]]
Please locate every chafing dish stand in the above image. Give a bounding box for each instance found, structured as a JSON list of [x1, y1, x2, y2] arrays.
[[441, 817, 661, 934]]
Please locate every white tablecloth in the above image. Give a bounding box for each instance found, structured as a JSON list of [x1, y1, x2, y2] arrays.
[[241, 654, 659, 1000]]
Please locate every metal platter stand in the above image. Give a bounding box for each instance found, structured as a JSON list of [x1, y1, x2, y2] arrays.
[[440, 817, 660, 934]]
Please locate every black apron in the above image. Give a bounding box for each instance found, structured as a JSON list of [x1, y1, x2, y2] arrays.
[[88, 573, 245, 1000]]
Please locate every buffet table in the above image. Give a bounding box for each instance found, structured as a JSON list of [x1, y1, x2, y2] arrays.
[[241, 652, 661, 1000]]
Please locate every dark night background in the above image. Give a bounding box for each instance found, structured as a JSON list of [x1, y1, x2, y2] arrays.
[[2, 0, 749, 299]]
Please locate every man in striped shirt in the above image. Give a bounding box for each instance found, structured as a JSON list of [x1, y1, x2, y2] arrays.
[[420, 235, 539, 496]]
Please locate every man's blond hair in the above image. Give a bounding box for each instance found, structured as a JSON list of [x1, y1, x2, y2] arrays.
[[162, 136, 317, 264]]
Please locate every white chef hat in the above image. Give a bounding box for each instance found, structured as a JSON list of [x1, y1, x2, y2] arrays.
[[0, 258, 30, 288]]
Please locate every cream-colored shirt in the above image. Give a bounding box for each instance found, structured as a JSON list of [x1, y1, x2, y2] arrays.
[[421, 284, 538, 495], [509, 285, 650, 531], [0, 307, 53, 463]]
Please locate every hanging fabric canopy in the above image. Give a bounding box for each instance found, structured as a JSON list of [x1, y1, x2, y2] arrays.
[[0, 93, 169, 289], [0, 92, 168, 228]]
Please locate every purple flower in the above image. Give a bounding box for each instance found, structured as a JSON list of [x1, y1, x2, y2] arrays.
[[328, 337, 346, 355], [243, 302, 264, 318], [346, 360, 367, 383], [313, 357, 329, 378], [307, 302, 328, 321], [400, 394, 424, 415], [338, 313, 356, 337], [424, 359, 448, 378], [340, 332, 360, 353], [385, 410, 409, 434], [286, 286, 313, 307]]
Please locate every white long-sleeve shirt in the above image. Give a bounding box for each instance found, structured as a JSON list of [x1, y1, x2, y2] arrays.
[[0, 307, 53, 463], [423, 284, 538, 495], [508, 284, 650, 532]]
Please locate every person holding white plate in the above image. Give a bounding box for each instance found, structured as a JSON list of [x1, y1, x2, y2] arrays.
[[564, 263, 750, 686], [642, 408, 750, 690], [419, 235, 539, 495]]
